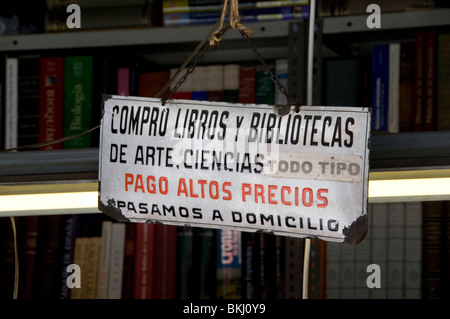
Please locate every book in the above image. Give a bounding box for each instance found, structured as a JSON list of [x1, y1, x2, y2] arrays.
[[121, 223, 136, 299], [238, 64, 256, 104], [216, 229, 242, 299], [59, 214, 78, 299], [163, 5, 309, 26], [195, 228, 216, 299], [18, 216, 40, 299], [191, 66, 207, 101], [63, 56, 93, 149], [97, 220, 113, 299], [388, 43, 400, 133], [133, 223, 156, 299], [242, 232, 260, 299], [107, 222, 126, 299], [46, 0, 150, 9], [222, 64, 240, 103], [372, 44, 389, 131], [413, 31, 425, 131], [32, 215, 63, 298], [284, 237, 303, 299], [138, 70, 170, 98], [387, 202, 406, 298], [275, 59, 288, 105], [5, 57, 18, 150], [255, 65, 275, 105], [176, 226, 194, 298], [422, 201, 445, 298], [170, 67, 193, 100], [436, 32, 450, 130], [424, 30, 436, 131], [153, 224, 177, 299], [45, 5, 161, 32], [17, 55, 40, 148], [404, 202, 422, 299], [399, 42, 415, 132], [117, 67, 130, 96], [163, 0, 309, 13], [205, 65, 223, 101], [39, 56, 64, 150]]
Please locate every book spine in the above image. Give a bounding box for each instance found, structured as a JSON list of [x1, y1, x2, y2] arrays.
[[133, 223, 155, 299], [372, 44, 389, 131], [153, 225, 177, 299], [97, 220, 113, 299], [222, 64, 240, 103], [275, 59, 288, 105], [121, 223, 136, 299], [107, 222, 126, 299], [424, 30, 436, 131], [63, 56, 93, 148], [284, 237, 302, 299], [59, 215, 78, 299], [216, 229, 242, 299], [436, 33, 450, 130], [422, 201, 445, 298], [191, 66, 207, 101], [117, 67, 130, 96], [399, 42, 415, 132], [387, 202, 406, 298], [413, 31, 425, 131], [196, 228, 216, 299], [238, 65, 256, 104], [176, 226, 194, 298], [206, 65, 223, 101], [255, 65, 275, 105], [404, 202, 422, 299], [370, 203, 388, 298], [170, 68, 193, 100], [5, 57, 18, 150], [325, 241, 340, 298], [39, 57, 64, 150], [388, 43, 400, 133], [18, 216, 40, 299]]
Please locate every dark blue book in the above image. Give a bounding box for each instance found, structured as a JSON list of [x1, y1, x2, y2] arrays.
[[372, 44, 389, 131]]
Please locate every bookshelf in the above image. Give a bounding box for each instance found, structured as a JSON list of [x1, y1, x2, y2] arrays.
[[1, 2, 450, 300]]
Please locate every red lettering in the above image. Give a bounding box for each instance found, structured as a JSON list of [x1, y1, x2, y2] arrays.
[[281, 186, 292, 206], [268, 185, 278, 204], [317, 189, 328, 208]]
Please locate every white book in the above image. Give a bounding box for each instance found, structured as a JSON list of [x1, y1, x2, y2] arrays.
[[223, 64, 240, 91], [404, 202, 423, 299], [5, 57, 18, 150], [107, 222, 126, 299], [387, 202, 406, 299], [97, 220, 113, 299], [388, 43, 400, 133]]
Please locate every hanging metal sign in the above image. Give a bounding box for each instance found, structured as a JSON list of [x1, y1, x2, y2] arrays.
[[98, 96, 371, 243]]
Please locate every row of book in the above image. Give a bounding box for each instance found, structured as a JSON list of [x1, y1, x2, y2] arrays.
[[0, 214, 305, 299], [42, 0, 311, 32], [1, 200, 449, 299], [317, 0, 448, 17], [323, 30, 450, 132], [162, 0, 310, 27], [0, 53, 290, 151]]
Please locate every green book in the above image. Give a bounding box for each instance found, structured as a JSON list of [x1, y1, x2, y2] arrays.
[[255, 65, 275, 105], [64, 56, 93, 148]]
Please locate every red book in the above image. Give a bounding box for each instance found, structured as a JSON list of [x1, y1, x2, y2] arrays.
[[138, 71, 170, 98], [413, 31, 425, 131], [238, 65, 256, 104], [39, 57, 64, 150], [133, 223, 155, 299], [424, 30, 436, 131], [153, 224, 177, 299], [117, 67, 130, 96]]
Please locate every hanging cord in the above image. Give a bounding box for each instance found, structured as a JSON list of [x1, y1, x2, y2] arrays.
[[10, 217, 19, 299], [209, 0, 253, 46]]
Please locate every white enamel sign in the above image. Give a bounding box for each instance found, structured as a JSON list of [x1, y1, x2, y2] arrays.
[[98, 96, 371, 243]]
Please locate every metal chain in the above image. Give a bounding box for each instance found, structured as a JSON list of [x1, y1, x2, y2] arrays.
[[162, 23, 302, 114]]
